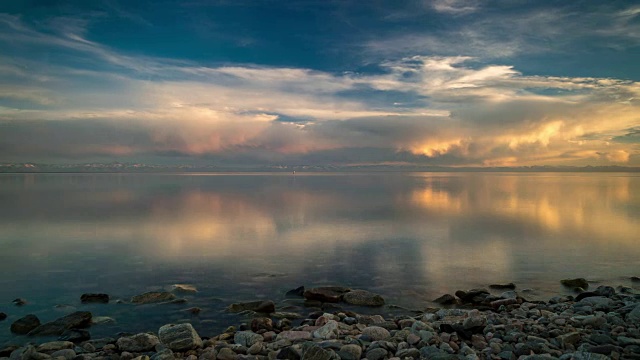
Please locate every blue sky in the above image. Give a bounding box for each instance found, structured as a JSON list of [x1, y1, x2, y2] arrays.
[[1, 0, 639, 166]]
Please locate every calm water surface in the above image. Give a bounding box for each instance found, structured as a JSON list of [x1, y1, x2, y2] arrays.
[[0, 172, 639, 344]]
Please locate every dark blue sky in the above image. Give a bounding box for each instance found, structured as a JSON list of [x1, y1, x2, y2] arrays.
[[1, 0, 639, 166]]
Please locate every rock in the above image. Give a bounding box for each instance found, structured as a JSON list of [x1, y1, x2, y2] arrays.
[[463, 314, 487, 329], [0, 345, 20, 357], [131, 292, 177, 304], [631, 276, 640, 282], [276, 331, 312, 342], [575, 292, 599, 302], [91, 316, 116, 325], [301, 345, 331, 360], [285, 286, 305, 297], [433, 294, 457, 305], [302, 287, 350, 303], [366, 348, 388, 360], [10, 314, 41, 334], [36, 341, 74, 352], [50, 349, 75, 360], [559, 332, 581, 347], [588, 344, 620, 355], [338, 344, 362, 360], [577, 296, 613, 310], [250, 317, 273, 332], [627, 304, 640, 323], [457, 289, 489, 303], [489, 283, 516, 290], [362, 326, 390, 341], [58, 329, 90, 342], [342, 290, 385, 306], [0, 312, 6, 320], [571, 352, 610, 360], [277, 347, 301, 360], [593, 286, 615, 297], [29, 312, 92, 336], [116, 333, 160, 352], [80, 294, 109, 304], [234, 331, 263, 347], [151, 348, 175, 360], [170, 284, 198, 294], [618, 336, 640, 347], [216, 348, 236, 360], [13, 298, 27, 306], [312, 320, 338, 340], [272, 312, 303, 319], [561, 278, 589, 289], [158, 323, 202, 351], [226, 300, 275, 313]]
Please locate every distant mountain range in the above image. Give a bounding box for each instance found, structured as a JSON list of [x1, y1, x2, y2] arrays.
[[1, 163, 639, 173]]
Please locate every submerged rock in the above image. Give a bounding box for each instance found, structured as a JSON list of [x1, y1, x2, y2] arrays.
[[12, 298, 27, 306], [80, 293, 109, 304], [433, 294, 457, 305], [286, 286, 305, 297], [158, 323, 202, 351], [58, 329, 91, 342], [169, 284, 198, 294], [303, 286, 351, 303], [28, 311, 92, 336], [561, 278, 589, 289], [0, 312, 6, 321], [10, 314, 41, 334], [131, 291, 177, 304], [226, 300, 275, 313], [489, 283, 516, 290], [343, 290, 385, 306], [116, 333, 160, 352]]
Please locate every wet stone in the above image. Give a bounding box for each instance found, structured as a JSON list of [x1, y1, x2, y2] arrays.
[[11, 314, 41, 334], [80, 294, 109, 304]]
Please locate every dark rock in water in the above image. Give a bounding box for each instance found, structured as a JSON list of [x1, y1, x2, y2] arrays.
[[575, 292, 599, 302], [489, 283, 516, 290], [0, 312, 6, 321], [303, 286, 351, 303], [251, 317, 274, 332], [457, 289, 490, 304], [227, 300, 275, 313], [59, 329, 91, 342], [321, 303, 343, 312], [594, 285, 615, 297], [433, 294, 457, 305], [343, 290, 385, 307], [0, 345, 20, 357], [28, 311, 92, 336], [631, 276, 640, 282], [131, 291, 177, 304], [286, 286, 305, 297], [10, 314, 40, 334], [80, 293, 109, 304], [561, 278, 589, 289], [12, 298, 27, 306], [116, 333, 160, 352]]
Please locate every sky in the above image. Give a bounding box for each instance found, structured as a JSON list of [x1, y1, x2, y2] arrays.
[[1, 0, 639, 167]]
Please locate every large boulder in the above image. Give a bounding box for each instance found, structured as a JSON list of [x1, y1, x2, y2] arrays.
[[80, 293, 109, 304], [11, 314, 41, 334], [303, 287, 351, 303], [158, 323, 202, 351], [342, 290, 385, 307], [131, 291, 176, 304], [28, 311, 92, 336], [561, 278, 589, 289], [234, 331, 263, 347], [116, 333, 160, 352], [227, 300, 275, 313]]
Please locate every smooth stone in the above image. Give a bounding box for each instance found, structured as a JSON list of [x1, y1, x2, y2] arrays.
[[227, 300, 276, 313], [150, 348, 175, 360], [28, 312, 92, 336], [571, 352, 609, 360], [58, 329, 90, 342], [250, 317, 274, 332], [342, 290, 385, 307], [559, 332, 581, 347], [216, 348, 236, 360], [577, 296, 613, 310], [13, 298, 27, 306], [116, 333, 160, 352], [366, 348, 388, 360], [37, 342, 74, 352], [463, 315, 487, 330], [457, 289, 490, 304], [303, 287, 350, 303], [588, 344, 620, 355], [272, 312, 303, 320], [158, 323, 202, 351], [285, 286, 305, 297], [0, 345, 20, 357], [312, 320, 339, 340], [631, 276, 640, 282], [362, 326, 391, 341], [234, 331, 263, 347], [594, 286, 616, 297], [130, 292, 177, 304], [10, 314, 41, 334], [0, 312, 7, 321], [50, 349, 75, 360], [433, 294, 457, 305], [396, 348, 420, 358], [80, 294, 109, 304], [170, 284, 198, 294], [91, 316, 116, 325], [301, 345, 331, 360], [276, 331, 312, 342], [561, 278, 589, 289], [627, 304, 640, 323], [499, 291, 518, 300], [277, 347, 301, 360], [618, 336, 640, 347], [338, 344, 362, 360], [489, 283, 516, 290]]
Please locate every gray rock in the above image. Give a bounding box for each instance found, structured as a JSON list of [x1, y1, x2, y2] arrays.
[[151, 349, 175, 360], [10, 314, 41, 334], [338, 345, 361, 360], [396, 348, 420, 358], [571, 352, 609, 360], [227, 300, 275, 313], [250, 317, 274, 332], [303, 287, 350, 303], [618, 336, 640, 347], [58, 329, 90, 342], [80, 294, 109, 304], [343, 290, 385, 307], [216, 348, 236, 360], [170, 284, 197, 294], [28, 312, 92, 336], [131, 292, 177, 304], [433, 294, 457, 305], [463, 315, 487, 329], [276, 331, 312, 342], [50, 349, 75, 360], [362, 326, 390, 341], [559, 332, 581, 347], [312, 320, 338, 340], [577, 297, 613, 310], [234, 331, 263, 347], [627, 304, 640, 323], [301, 345, 330, 360], [158, 323, 202, 351], [561, 278, 589, 289], [277, 347, 301, 360], [116, 333, 160, 352], [366, 348, 388, 360], [36, 342, 74, 352]]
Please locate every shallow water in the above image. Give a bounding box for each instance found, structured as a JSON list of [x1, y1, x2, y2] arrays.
[[0, 172, 639, 345]]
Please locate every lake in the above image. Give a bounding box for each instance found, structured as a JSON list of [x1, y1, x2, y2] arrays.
[[0, 172, 639, 344]]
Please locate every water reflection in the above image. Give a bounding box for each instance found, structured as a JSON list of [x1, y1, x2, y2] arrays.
[[0, 173, 639, 342]]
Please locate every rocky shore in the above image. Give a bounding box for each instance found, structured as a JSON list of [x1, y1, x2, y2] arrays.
[[2, 280, 640, 360]]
